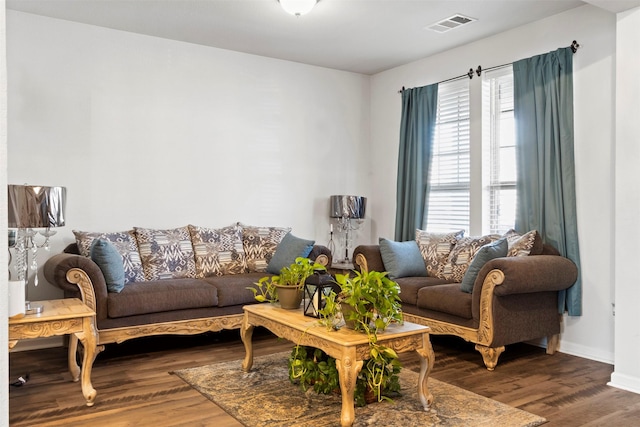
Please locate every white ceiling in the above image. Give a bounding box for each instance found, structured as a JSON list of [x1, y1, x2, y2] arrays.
[[6, 0, 640, 75]]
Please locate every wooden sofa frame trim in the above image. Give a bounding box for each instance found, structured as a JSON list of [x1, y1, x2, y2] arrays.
[[354, 253, 560, 371], [64, 254, 331, 357]]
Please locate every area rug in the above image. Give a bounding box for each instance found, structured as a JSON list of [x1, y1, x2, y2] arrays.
[[172, 352, 546, 427]]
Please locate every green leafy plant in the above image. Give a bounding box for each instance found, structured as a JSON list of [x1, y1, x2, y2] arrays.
[[334, 269, 403, 334], [248, 257, 327, 303], [288, 345, 340, 395], [290, 268, 404, 405]]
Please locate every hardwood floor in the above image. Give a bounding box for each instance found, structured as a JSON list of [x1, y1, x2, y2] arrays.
[[9, 329, 640, 426]]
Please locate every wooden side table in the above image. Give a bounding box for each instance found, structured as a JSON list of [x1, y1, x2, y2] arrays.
[[9, 298, 98, 406], [328, 261, 355, 276]]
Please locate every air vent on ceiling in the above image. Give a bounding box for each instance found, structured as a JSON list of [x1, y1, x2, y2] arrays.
[[427, 14, 477, 33]]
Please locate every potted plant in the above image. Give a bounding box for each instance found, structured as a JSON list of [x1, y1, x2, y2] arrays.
[[288, 268, 404, 405], [333, 269, 403, 333], [249, 257, 326, 309]]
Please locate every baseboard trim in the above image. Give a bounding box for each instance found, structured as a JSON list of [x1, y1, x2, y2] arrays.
[[608, 372, 640, 395]]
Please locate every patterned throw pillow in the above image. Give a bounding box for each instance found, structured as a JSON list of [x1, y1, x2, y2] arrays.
[[188, 224, 246, 278], [239, 223, 291, 273], [134, 226, 196, 281], [439, 234, 502, 282], [503, 229, 540, 257], [415, 229, 464, 277], [73, 229, 145, 284]]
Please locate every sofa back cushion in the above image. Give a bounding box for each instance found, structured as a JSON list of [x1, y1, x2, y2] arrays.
[[266, 232, 315, 274], [459, 238, 508, 293], [503, 229, 543, 257], [415, 229, 464, 277], [189, 224, 246, 278], [439, 234, 501, 282], [239, 223, 291, 273], [73, 229, 145, 284], [90, 238, 126, 293], [135, 226, 196, 280], [379, 238, 427, 279]]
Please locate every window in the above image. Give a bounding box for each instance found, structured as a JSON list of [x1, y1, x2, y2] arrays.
[[423, 66, 515, 235], [483, 67, 516, 234], [424, 79, 470, 233]]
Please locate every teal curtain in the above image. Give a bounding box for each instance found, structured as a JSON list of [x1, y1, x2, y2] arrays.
[[394, 84, 438, 241], [513, 47, 582, 316]]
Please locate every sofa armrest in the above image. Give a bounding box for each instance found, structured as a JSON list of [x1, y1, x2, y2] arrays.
[[352, 245, 385, 272], [43, 253, 109, 322], [308, 245, 332, 267], [473, 255, 578, 297]]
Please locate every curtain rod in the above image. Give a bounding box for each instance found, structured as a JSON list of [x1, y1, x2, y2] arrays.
[[398, 40, 580, 94]]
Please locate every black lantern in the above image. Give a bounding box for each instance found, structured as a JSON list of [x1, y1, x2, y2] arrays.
[[303, 273, 339, 318]]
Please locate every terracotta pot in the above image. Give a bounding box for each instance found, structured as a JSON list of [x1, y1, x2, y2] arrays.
[[275, 285, 303, 309]]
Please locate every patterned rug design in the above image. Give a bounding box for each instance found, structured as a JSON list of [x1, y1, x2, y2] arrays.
[[172, 352, 547, 427]]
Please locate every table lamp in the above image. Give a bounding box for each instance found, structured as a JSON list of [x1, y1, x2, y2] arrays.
[[329, 195, 366, 263], [8, 184, 67, 314]]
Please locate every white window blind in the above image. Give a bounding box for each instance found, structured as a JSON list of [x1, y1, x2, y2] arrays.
[[482, 67, 516, 234], [424, 78, 470, 233]]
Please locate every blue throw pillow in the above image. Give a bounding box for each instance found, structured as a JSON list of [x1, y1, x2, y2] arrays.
[[90, 238, 126, 293], [266, 233, 315, 274], [379, 238, 427, 279], [459, 237, 508, 293]]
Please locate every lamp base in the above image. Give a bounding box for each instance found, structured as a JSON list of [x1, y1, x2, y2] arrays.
[[25, 301, 43, 315]]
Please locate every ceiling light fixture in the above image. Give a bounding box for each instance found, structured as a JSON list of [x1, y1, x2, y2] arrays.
[[278, 0, 318, 17]]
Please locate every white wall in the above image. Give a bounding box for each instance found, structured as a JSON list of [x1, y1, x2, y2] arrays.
[[6, 11, 372, 304], [370, 5, 618, 364], [611, 6, 640, 394]]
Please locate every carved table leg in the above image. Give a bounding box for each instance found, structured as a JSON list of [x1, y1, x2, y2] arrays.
[[68, 334, 81, 382], [335, 348, 364, 427], [240, 312, 255, 372], [416, 333, 435, 411], [475, 344, 505, 371], [76, 317, 98, 406]]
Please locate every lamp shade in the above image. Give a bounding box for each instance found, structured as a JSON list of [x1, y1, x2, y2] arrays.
[[8, 185, 66, 228], [330, 195, 366, 219], [278, 0, 318, 16]]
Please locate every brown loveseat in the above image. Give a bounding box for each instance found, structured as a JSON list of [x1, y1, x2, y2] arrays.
[[352, 231, 578, 370], [43, 224, 331, 357]]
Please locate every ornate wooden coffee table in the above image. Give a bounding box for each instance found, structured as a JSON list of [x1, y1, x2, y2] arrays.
[[241, 304, 434, 427]]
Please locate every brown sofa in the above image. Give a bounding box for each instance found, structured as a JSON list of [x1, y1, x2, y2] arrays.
[[352, 240, 577, 370], [44, 231, 331, 356]]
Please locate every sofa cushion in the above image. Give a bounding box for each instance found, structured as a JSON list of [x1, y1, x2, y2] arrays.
[[416, 283, 473, 319], [395, 276, 450, 306], [107, 279, 218, 318], [379, 238, 427, 279], [440, 234, 501, 282], [267, 233, 315, 274], [503, 229, 543, 257], [204, 273, 269, 307], [135, 226, 196, 281], [460, 238, 508, 293], [73, 229, 145, 284], [415, 229, 464, 277], [240, 223, 291, 273], [90, 238, 125, 293], [189, 224, 246, 278]]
